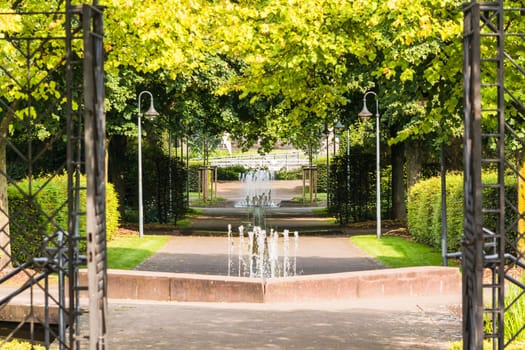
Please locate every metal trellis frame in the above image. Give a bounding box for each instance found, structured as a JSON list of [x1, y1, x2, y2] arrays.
[[0, 2, 106, 349], [462, 1, 525, 349]]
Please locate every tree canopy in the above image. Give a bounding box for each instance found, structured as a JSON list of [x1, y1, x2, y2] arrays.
[[96, 0, 466, 152], [5, 0, 523, 154], [2, 0, 523, 224]]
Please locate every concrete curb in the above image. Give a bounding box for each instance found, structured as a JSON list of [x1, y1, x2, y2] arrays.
[[80, 266, 461, 303], [264, 266, 460, 302], [0, 304, 59, 323]]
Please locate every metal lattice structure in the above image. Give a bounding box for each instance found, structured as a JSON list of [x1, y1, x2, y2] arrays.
[[0, 2, 106, 349], [463, 1, 525, 348]]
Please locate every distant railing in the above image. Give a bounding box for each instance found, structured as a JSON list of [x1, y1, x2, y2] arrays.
[[207, 152, 309, 170]]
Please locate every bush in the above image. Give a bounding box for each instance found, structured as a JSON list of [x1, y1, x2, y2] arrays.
[[407, 172, 516, 252], [0, 339, 45, 350], [8, 173, 120, 264], [315, 159, 328, 192], [217, 165, 248, 180], [274, 167, 302, 180], [217, 165, 304, 181], [326, 149, 384, 223], [187, 162, 200, 192]]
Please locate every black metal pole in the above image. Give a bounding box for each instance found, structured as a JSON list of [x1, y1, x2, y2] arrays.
[[326, 127, 330, 208], [440, 143, 448, 266], [346, 129, 350, 223], [186, 135, 190, 206]]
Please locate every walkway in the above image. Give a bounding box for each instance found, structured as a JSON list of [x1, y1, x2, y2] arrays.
[[106, 296, 461, 350], [135, 236, 385, 276], [106, 179, 462, 349]]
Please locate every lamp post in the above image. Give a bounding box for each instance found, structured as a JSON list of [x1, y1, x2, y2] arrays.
[[168, 117, 173, 223], [334, 120, 347, 222], [323, 124, 330, 207], [334, 120, 344, 152], [137, 90, 159, 238], [358, 91, 381, 239], [346, 126, 350, 224]]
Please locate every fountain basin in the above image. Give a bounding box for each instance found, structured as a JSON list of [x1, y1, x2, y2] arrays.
[[79, 267, 461, 303]]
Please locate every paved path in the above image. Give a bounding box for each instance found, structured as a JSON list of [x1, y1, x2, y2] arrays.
[[106, 296, 461, 350], [185, 180, 337, 234], [113, 179, 462, 349], [213, 179, 306, 204], [135, 236, 385, 276]]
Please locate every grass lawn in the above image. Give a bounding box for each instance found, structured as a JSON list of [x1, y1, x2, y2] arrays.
[[107, 234, 170, 270], [350, 234, 444, 268]]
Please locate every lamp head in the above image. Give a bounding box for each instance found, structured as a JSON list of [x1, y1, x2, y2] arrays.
[[144, 102, 159, 120], [358, 103, 372, 120], [334, 120, 344, 133]]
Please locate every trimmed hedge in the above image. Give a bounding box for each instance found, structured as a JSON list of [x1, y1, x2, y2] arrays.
[[274, 167, 302, 180], [327, 149, 387, 223], [8, 174, 120, 265], [217, 165, 248, 180], [407, 172, 517, 252]]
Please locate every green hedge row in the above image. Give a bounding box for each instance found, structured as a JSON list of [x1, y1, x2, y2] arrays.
[[8, 174, 120, 265], [407, 172, 517, 252]]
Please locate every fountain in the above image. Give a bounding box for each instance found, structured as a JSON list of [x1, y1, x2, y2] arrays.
[[228, 225, 299, 278], [234, 169, 280, 209], [234, 168, 280, 230], [100, 161, 460, 305], [227, 168, 300, 277]]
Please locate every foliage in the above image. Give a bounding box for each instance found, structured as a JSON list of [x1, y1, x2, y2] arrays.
[[407, 172, 518, 252], [350, 235, 443, 268], [187, 162, 200, 192], [450, 286, 525, 350], [501, 281, 525, 345], [275, 167, 302, 180], [0, 339, 46, 350], [0, 1, 68, 124], [190, 196, 228, 208], [407, 175, 443, 248], [94, 0, 469, 158], [101, 0, 210, 77], [107, 234, 170, 270], [6, 1, 523, 245], [140, 150, 188, 224], [3, 0, 482, 231], [8, 174, 120, 264], [448, 341, 525, 350], [315, 159, 328, 193], [217, 165, 248, 181], [330, 124, 394, 222], [329, 149, 381, 223], [208, 0, 465, 149], [114, 134, 188, 224]]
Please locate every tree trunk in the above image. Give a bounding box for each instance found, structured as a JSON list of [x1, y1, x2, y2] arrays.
[[406, 140, 422, 189], [391, 142, 406, 220]]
